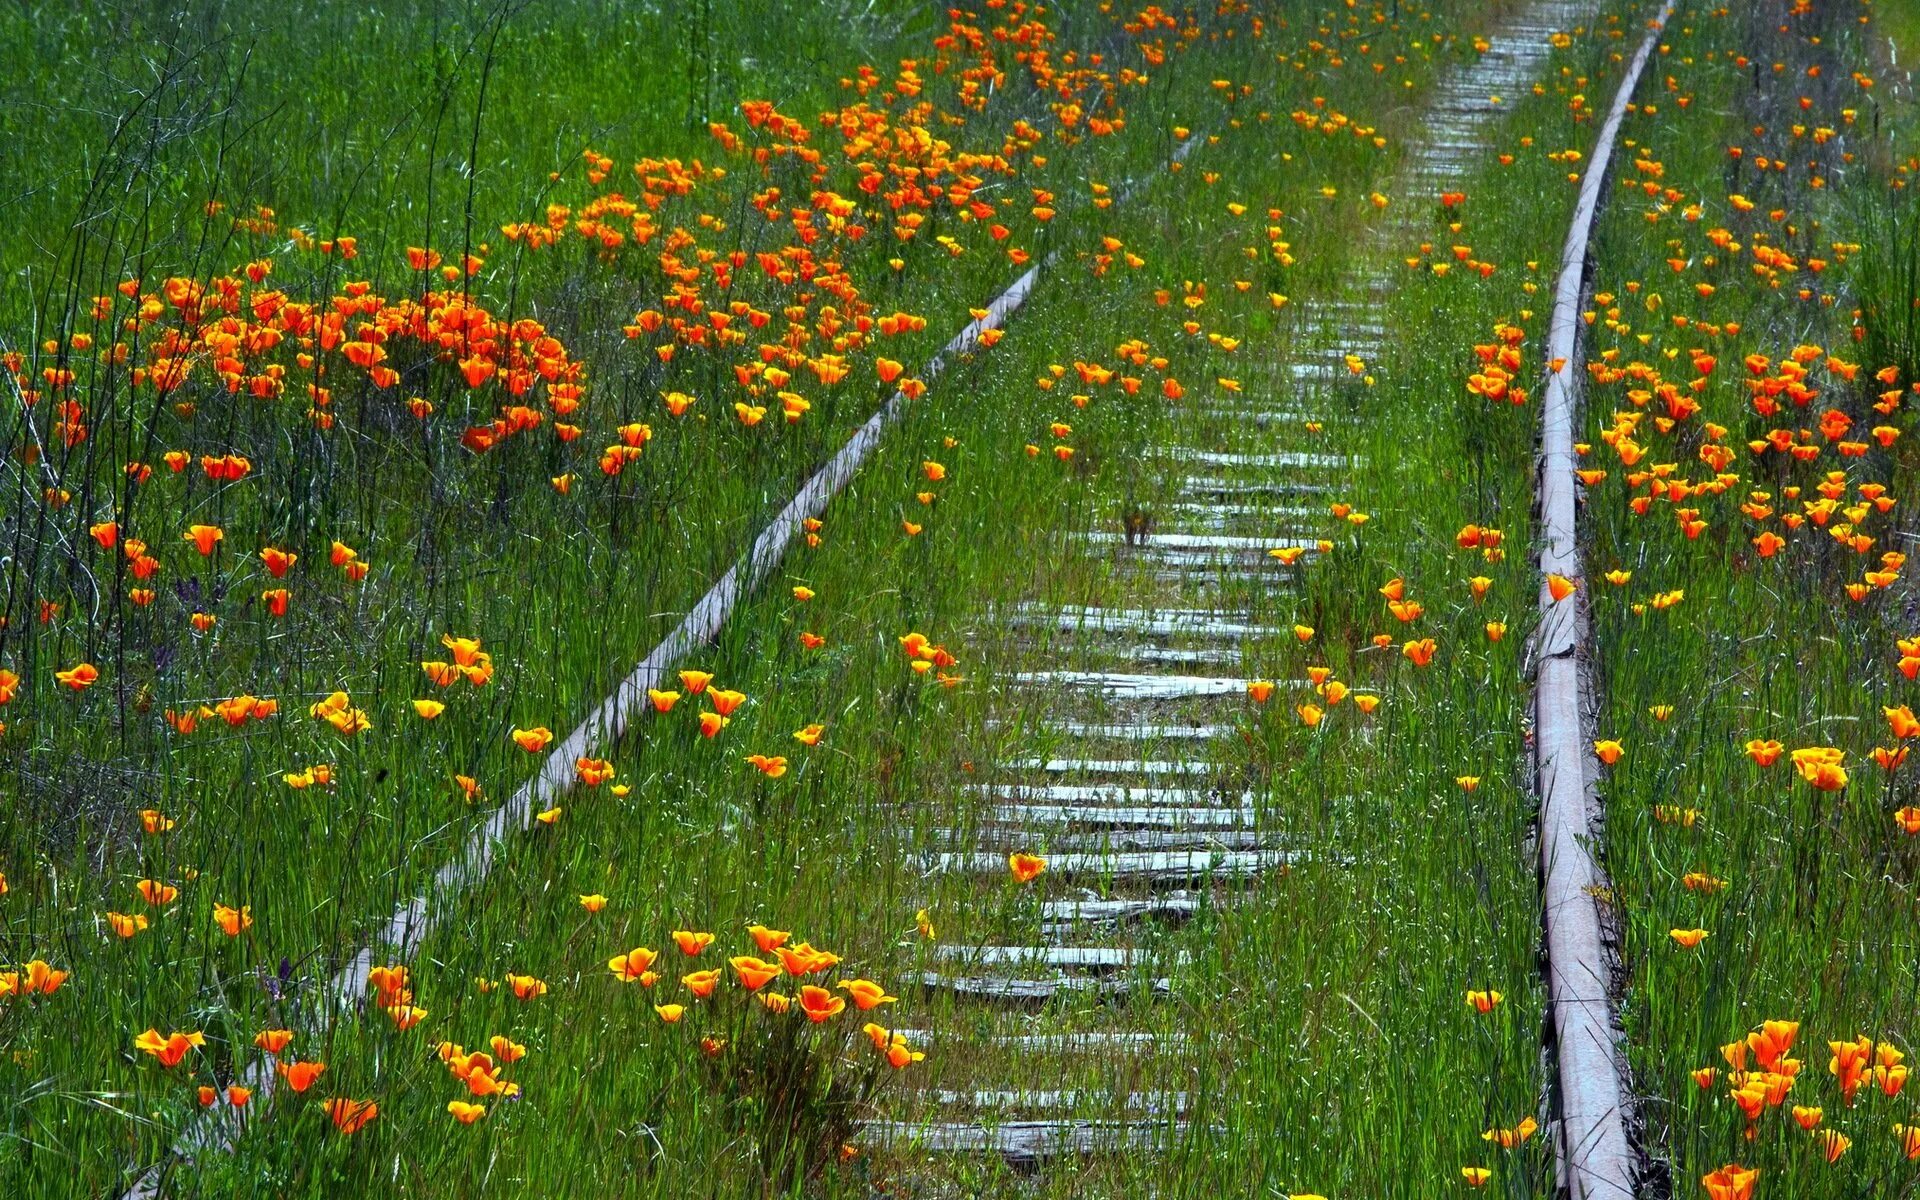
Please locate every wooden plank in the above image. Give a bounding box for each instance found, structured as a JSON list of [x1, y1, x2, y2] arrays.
[[930, 945, 1180, 970], [974, 782, 1245, 804], [1014, 671, 1266, 700], [1010, 605, 1279, 639], [862, 1119, 1171, 1160], [917, 971, 1172, 1002], [1075, 531, 1315, 552], [920, 1089, 1189, 1114], [1179, 477, 1331, 498], [979, 804, 1257, 830], [969, 829, 1270, 853], [887, 1029, 1177, 1052], [1041, 895, 1201, 931], [933, 849, 1300, 881], [1000, 757, 1220, 775], [1040, 721, 1236, 741], [1169, 448, 1355, 470]]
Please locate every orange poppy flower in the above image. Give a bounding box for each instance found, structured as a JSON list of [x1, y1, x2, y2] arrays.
[[745, 753, 788, 778], [674, 931, 715, 956], [1888, 705, 1920, 740], [1701, 1165, 1756, 1200], [212, 904, 251, 936], [278, 1060, 326, 1092], [323, 1098, 378, 1135], [55, 663, 99, 691], [510, 726, 553, 753], [798, 985, 846, 1023], [506, 974, 547, 1000], [748, 925, 791, 953], [133, 1029, 204, 1068], [729, 956, 783, 991], [772, 942, 842, 976], [838, 979, 898, 1010], [1791, 746, 1848, 791], [184, 524, 224, 556]]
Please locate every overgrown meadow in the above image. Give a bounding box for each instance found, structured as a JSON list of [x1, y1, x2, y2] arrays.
[[0, 0, 1915, 1197]]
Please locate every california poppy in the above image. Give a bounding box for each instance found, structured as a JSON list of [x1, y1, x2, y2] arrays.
[[510, 726, 553, 753], [278, 1060, 326, 1092], [1701, 1165, 1756, 1200], [323, 1098, 378, 1135], [133, 1029, 205, 1068], [136, 879, 178, 906], [674, 931, 714, 956], [798, 985, 846, 1023], [506, 974, 547, 1000], [838, 979, 897, 1010], [734, 928, 786, 958], [184, 524, 224, 556], [55, 663, 99, 691], [212, 904, 251, 936], [606, 944, 660, 975], [729, 956, 783, 991]]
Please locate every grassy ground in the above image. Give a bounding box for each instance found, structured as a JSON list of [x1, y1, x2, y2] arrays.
[[1572, 0, 1920, 1193], [2, 0, 1910, 1196]]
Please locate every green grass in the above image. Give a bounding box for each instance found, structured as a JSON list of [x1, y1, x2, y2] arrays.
[[6, 0, 1907, 1196], [1571, 0, 1920, 1193]]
